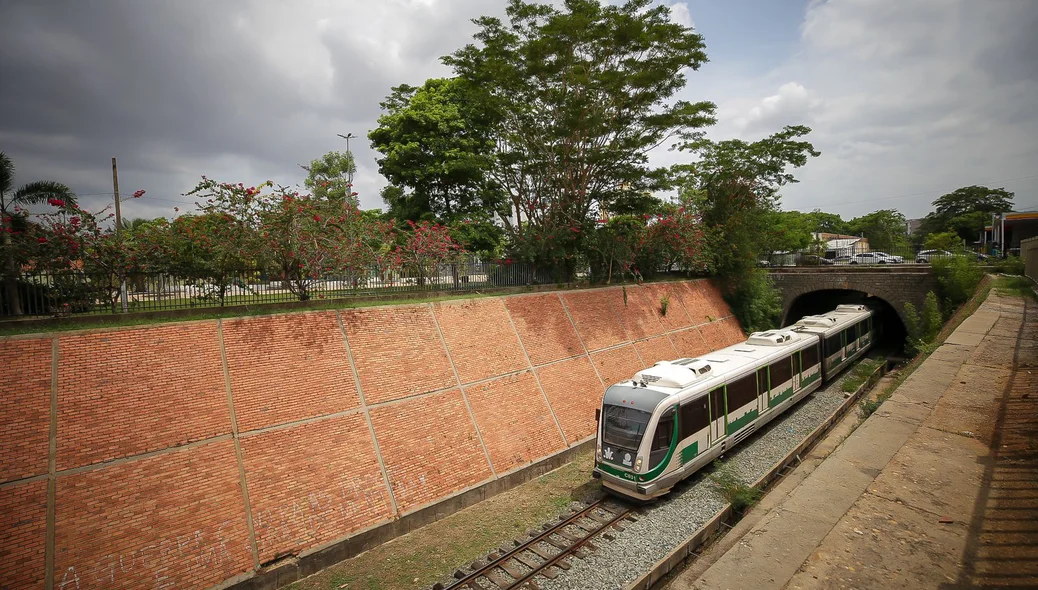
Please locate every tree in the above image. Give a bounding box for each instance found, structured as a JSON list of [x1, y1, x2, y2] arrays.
[[302, 151, 359, 205], [847, 209, 907, 252], [676, 126, 820, 285], [443, 0, 716, 273], [923, 231, 961, 252], [932, 185, 1013, 219], [674, 126, 818, 332], [920, 185, 1014, 243], [763, 210, 813, 255], [369, 78, 500, 222], [0, 152, 77, 316], [258, 185, 376, 300], [803, 209, 849, 235], [393, 220, 464, 285]]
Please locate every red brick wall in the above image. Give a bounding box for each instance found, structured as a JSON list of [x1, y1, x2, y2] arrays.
[[561, 289, 628, 351], [465, 371, 566, 472], [590, 344, 646, 388], [54, 440, 252, 590], [223, 313, 360, 432], [0, 280, 744, 590], [240, 414, 393, 563], [56, 323, 230, 470], [369, 390, 493, 513], [504, 294, 585, 364], [536, 356, 604, 442], [0, 338, 50, 483], [434, 299, 527, 383], [341, 306, 457, 404], [0, 480, 46, 589]]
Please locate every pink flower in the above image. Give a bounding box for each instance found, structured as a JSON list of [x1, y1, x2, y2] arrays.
[[37, 236, 47, 243], [174, 207, 180, 212], [132, 189, 146, 198], [48, 198, 65, 207]]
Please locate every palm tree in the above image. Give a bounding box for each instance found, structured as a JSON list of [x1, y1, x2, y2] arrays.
[[1, 152, 77, 316]]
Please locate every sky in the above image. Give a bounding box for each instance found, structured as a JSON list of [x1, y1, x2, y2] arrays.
[[1, 0, 1036, 223]]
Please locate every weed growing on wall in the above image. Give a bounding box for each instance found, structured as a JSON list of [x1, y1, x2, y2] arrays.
[[659, 293, 670, 316]]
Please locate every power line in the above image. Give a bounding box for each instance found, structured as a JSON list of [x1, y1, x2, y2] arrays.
[[797, 173, 1038, 209]]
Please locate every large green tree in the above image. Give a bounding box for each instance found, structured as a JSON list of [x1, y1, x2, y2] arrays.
[[920, 185, 1014, 242], [443, 0, 715, 272], [675, 126, 819, 331], [847, 209, 908, 252], [302, 151, 358, 205], [369, 78, 499, 222], [0, 152, 77, 316]]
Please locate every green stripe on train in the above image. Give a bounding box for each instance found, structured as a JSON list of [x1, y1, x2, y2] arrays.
[[680, 441, 700, 465], [726, 409, 759, 435], [769, 387, 794, 408]]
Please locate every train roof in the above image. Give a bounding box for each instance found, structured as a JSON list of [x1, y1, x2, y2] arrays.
[[604, 304, 874, 410], [793, 304, 872, 334]]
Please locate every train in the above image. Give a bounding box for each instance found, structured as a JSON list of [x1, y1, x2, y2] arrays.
[[592, 304, 875, 501]]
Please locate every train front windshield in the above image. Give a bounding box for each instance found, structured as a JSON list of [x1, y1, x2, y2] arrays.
[[602, 405, 651, 451]]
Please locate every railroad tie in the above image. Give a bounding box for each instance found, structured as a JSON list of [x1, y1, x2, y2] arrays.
[[499, 561, 524, 579], [484, 570, 511, 588], [513, 554, 540, 569]]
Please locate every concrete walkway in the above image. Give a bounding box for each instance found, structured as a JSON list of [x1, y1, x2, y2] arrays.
[[667, 291, 1038, 590]]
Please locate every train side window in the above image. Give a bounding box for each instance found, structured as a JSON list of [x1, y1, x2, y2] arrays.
[[802, 343, 820, 368], [679, 398, 709, 439], [769, 356, 792, 387], [726, 374, 756, 411], [824, 333, 841, 355], [858, 320, 868, 339], [650, 408, 675, 468]]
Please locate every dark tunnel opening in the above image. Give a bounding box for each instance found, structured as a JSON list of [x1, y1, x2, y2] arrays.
[[784, 289, 908, 357]]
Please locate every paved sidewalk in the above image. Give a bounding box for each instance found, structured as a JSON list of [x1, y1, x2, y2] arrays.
[[667, 291, 1037, 590]]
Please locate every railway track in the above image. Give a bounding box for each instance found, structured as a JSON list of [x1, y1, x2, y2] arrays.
[[434, 499, 635, 590]]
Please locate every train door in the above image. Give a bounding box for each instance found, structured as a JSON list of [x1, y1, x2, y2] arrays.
[[840, 329, 848, 360], [792, 350, 802, 390], [756, 367, 769, 414], [708, 386, 727, 446]]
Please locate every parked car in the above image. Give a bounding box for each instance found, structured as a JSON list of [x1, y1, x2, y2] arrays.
[[798, 254, 834, 266], [833, 256, 853, 265], [917, 250, 990, 263], [916, 249, 953, 263], [849, 252, 904, 264]]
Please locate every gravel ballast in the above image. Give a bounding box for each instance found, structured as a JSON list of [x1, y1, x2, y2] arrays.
[[538, 370, 860, 590]]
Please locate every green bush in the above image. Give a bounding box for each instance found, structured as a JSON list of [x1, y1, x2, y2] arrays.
[[994, 255, 1025, 276], [932, 256, 983, 309], [709, 463, 762, 513], [723, 269, 782, 334], [841, 358, 881, 393], [921, 291, 942, 339]]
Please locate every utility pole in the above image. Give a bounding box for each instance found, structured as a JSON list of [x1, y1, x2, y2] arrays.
[[112, 157, 128, 312], [336, 133, 356, 189]]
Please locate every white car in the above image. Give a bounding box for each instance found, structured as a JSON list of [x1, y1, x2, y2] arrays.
[[849, 252, 903, 264], [916, 249, 953, 263]]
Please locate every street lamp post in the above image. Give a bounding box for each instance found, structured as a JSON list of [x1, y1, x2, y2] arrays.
[[336, 133, 356, 190]]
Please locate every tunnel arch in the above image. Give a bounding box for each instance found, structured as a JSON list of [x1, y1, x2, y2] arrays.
[[783, 289, 907, 353]]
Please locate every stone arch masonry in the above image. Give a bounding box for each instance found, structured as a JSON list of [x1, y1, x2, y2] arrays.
[[0, 279, 746, 590], [769, 267, 940, 327]]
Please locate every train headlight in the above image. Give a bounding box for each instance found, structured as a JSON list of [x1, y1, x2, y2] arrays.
[[634, 457, 643, 472], [595, 445, 602, 462]]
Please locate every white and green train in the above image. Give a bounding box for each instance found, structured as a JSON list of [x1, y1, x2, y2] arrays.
[[593, 304, 875, 501]]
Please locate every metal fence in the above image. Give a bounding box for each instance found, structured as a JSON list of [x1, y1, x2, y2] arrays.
[[761, 245, 996, 268], [1, 257, 564, 318]]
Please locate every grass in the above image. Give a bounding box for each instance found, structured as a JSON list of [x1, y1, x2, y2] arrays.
[[288, 448, 599, 590], [709, 462, 762, 514], [0, 291, 506, 337], [994, 275, 1037, 300], [840, 358, 882, 393]]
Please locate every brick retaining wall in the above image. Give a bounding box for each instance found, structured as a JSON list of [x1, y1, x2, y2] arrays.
[[0, 280, 744, 590]]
